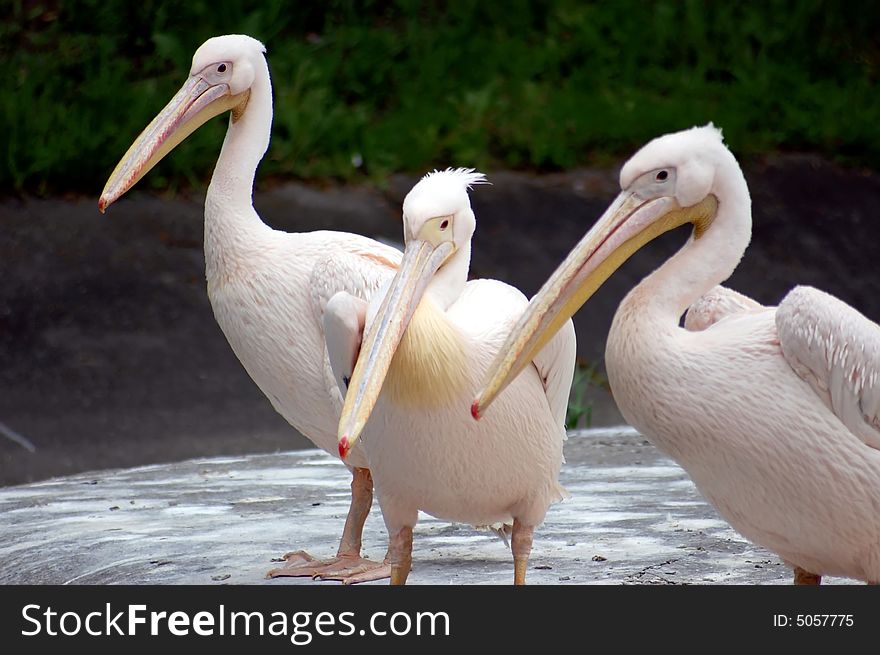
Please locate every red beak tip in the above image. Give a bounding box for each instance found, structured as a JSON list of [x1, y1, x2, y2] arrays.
[[97, 198, 107, 213], [338, 437, 350, 460], [471, 400, 482, 421]]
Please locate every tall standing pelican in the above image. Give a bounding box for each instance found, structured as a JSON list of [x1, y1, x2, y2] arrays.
[[325, 169, 576, 585], [99, 34, 402, 583], [475, 125, 880, 584]]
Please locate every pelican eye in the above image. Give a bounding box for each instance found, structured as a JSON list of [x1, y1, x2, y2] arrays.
[[440, 219, 449, 230], [217, 63, 227, 73], [655, 170, 668, 182]]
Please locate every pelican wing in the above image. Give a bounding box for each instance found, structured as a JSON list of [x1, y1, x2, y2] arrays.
[[450, 279, 576, 429], [684, 285, 766, 331], [531, 318, 577, 429], [309, 240, 400, 323], [776, 286, 880, 450], [324, 292, 368, 399], [309, 239, 401, 410]]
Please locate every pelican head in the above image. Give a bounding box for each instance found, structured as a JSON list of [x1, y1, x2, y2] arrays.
[[474, 125, 739, 417], [98, 34, 266, 212], [338, 168, 487, 459]]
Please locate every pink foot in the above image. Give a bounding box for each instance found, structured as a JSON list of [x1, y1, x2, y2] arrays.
[[317, 560, 392, 585], [265, 550, 338, 578], [270, 550, 318, 570], [266, 552, 388, 583]]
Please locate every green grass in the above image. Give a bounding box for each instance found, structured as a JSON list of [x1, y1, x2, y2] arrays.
[[565, 361, 609, 431], [2, 0, 879, 194]]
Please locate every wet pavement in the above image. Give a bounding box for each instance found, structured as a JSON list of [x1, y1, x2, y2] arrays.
[[0, 427, 853, 585]]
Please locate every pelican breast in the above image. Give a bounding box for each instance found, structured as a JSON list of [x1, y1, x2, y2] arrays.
[[384, 296, 470, 408]]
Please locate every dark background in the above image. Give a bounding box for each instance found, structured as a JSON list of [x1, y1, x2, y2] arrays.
[[2, 1, 879, 485]]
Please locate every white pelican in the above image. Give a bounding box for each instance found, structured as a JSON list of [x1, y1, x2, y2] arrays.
[[475, 125, 880, 585], [98, 34, 403, 583], [325, 169, 576, 585]]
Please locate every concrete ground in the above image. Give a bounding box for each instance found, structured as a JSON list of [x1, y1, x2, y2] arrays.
[[0, 427, 853, 585]]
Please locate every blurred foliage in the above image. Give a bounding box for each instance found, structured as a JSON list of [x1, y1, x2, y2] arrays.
[[565, 360, 609, 431], [2, 0, 879, 194]]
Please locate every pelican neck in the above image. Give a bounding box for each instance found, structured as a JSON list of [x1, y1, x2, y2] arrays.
[[626, 163, 752, 323], [204, 57, 275, 278]]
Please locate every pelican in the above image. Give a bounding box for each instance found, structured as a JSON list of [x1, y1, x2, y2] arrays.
[[475, 125, 880, 585], [98, 34, 403, 583], [325, 169, 576, 585]]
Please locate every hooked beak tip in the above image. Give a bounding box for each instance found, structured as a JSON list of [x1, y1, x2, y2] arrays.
[[338, 436, 350, 460], [471, 399, 482, 421], [98, 197, 108, 214]]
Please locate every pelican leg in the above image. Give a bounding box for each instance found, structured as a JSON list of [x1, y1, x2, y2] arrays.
[[334, 466, 373, 558], [389, 526, 414, 586], [793, 566, 821, 585], [512, 519, 534, 585], [267, 467, 389, 583]]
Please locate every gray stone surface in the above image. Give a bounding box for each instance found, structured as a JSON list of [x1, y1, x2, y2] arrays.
[[0, 428, 852, 585]]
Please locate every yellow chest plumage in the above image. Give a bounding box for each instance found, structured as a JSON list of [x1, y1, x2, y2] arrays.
[[384, 298, 471, 408]]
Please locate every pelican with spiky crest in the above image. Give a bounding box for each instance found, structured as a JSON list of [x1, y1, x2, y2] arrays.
[[325, 168, 576, 585], [99, 34, 403, 583], [476, 125, 880, 584]]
